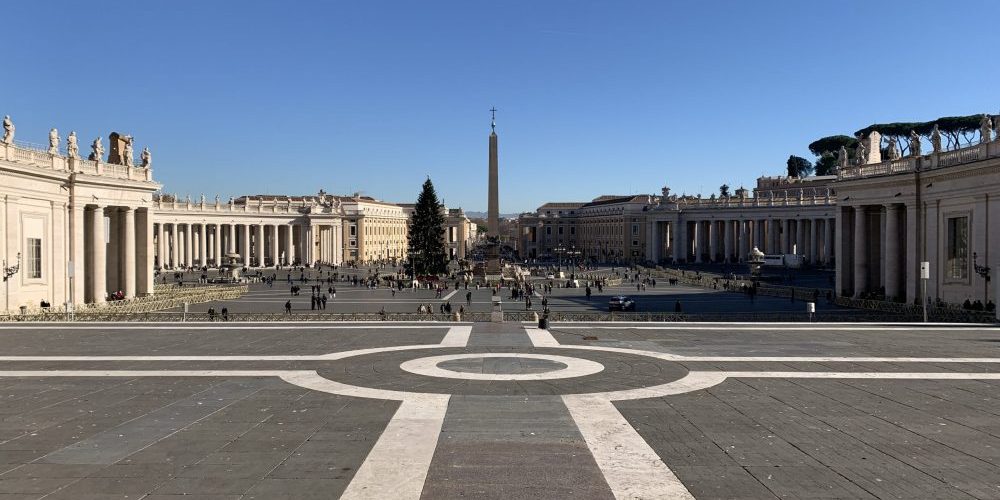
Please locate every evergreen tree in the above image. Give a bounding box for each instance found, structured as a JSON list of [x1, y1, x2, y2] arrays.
[[407, 178, 448, 275]]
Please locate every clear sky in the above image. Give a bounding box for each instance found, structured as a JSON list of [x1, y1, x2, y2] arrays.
[[4, 1, 997, 213]]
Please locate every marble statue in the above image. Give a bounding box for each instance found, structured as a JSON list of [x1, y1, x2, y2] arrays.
[[200, 193, 206, 204], [89, 137, 104, 161], [66, 131, 79, 159], [854, 137, 867, 166], [215, 195, 220, 204], [930, 124, 942, 153], [48, 128, 59, 154], [837, 145, 848, 170], [661, 185, 671, 197], [981, 114, 993, 144], [122, 135, 134, 167], [2, 115, 14, 145], [140, 147, 151, 168], [886, 138, 900, 160], [909, 130, 921, 156]]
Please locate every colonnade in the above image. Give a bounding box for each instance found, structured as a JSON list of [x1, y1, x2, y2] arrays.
[[72, 204, 154, 304], [838, 203, 913, 301], [153, 221, 343, 269], [648, 216, 836, 265]]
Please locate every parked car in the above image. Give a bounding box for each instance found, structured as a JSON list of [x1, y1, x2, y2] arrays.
[[608, 295, 635, 311]]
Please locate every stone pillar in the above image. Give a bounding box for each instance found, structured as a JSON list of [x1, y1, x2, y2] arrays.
[[853, 206, 868, 297], [671, 220, 682, 262], [693, 222, 703, 263], [884, 204, 901, 301], [199, 224, 207, 267], [69, 205, 86, 305], [738, 221, 747, 262], [286, 224, 294, 265], [722, 219, 734, 262], [227, 223, 235, 254], [89, 206, 106, 304], [169, 224, 178, 269], [781, 219, 790, 254], [809, 219, 818, 264], [823, 218, 833, 265], [121, 207, 136, 298], [271, 224, 280, 266], [136, 208, 154, 296], [184, 224, 193, 268], [242, 224, 250, 265], [106, 209, 120, 292], [214, 225, 223, 265]]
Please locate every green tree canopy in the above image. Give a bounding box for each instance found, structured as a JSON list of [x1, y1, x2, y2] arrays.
[[407, 178, 448, 276], [814, 152, 837, 176], [807, 135, 858, 157], [786, 155, 813, 178]]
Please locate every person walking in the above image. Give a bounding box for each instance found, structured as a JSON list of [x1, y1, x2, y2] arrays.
[[221, 307, 229, 321], [285, 300, 292, 315]]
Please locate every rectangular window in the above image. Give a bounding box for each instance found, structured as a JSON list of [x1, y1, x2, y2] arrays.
[[632, 225, 638, 235], [947, 216, 968, 279], [632, 240, 639, 247], [570, 227, 575, 235], [27, 238, 41, 279], [558, 226, 564, 235], [546, 227, 551, 235], [350, 225, 357, 236]]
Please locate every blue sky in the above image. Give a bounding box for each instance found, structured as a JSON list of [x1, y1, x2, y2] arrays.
[[4, 1, 997, 213]]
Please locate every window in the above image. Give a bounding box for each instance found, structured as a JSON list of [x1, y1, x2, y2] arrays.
[[632, 224, 639, 235], [350, 225, 357, 236], [558, 226, 564, 235], [546, 227, 551, 235], [27, 238, 41, 279], [632, 240, 639, 247], [947, 216, 968, 279], [570, 227, 575, 235]]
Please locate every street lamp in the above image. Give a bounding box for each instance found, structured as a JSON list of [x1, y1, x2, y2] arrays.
[[3, 252, 22, 315], [973, 252, 991, 304]]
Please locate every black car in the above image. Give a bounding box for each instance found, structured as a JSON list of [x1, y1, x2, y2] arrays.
[[609, 295, 635, 311]]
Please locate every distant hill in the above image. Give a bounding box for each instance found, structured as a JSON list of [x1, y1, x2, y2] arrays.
[[466, 211, 519, 219]]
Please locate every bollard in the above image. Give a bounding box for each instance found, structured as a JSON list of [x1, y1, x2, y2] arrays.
[[538, 315, 548, 330], [806, 301, 815, 322], [182, 302, 189, 322]]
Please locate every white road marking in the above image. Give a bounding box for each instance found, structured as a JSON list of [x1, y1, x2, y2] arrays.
[[439, 325, 472, 347], [555, 323, 996, 330], [441, 290, 458, 301], [400, 353, 604, 381], [563, 395, 695, 500], [525, 327, 560, 347]]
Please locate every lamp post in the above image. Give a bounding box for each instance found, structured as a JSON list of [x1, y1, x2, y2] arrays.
[[3, 252, 22, 315], [554, 245, 566, 272], [973, 252, 991, 304]]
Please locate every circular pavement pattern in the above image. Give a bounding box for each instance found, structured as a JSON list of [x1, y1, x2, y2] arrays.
[[316, 347, 690, 396], [400, 353, 604, 381]]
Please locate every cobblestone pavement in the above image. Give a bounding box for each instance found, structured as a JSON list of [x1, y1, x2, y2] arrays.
[[0, 322, 998, 498]]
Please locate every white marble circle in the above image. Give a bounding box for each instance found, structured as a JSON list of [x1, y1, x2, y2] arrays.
[[399, 353, 605, 381]]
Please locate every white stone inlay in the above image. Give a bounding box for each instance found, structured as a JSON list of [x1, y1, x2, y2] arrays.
[[400, 353, 604, 381]]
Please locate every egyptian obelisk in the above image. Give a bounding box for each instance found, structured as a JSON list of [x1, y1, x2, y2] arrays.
[[486, 107, 501, 275], [488, 108, 499, 236]]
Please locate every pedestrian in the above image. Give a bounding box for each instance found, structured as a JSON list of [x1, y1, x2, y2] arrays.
[[466, 291, 472, 306], [285, 300, 292, 315], [221, 307, 228, 321], [322, 294, 328, 309], [674, 300, 682, 313]]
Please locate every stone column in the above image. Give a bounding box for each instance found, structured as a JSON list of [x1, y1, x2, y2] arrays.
[[137, 209, 154, 296], [170, 223, 179, 269], [70, 205, 86, 305], [853, 206, 868, 297], [706, 221, 716, 263], [107, 209, 120, 292], [121, 207, 136, 298], [671, 220, 682, 262], [738, 221, 748, 262], [89, 206, 106, 303], [693, 222, 703, 263], [722, 219, 735, 262], [156, 223, 165, 269], [780, 219, 789, 254], [184, 224, 193, 268], [199, 224, 207, 267], [227, 223, 235, 254], [242, 224, 250, 265], [271, 224, 280, 266], [214, 225, 223, 265], [809, 218, 818, 264], [286, 224, 294, 265], [824, 218, 834, 265], [884, 204, 901, 300]]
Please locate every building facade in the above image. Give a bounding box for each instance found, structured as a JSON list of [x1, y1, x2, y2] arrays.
[[0, 126, 159, 311], [835, 135, 1000, 305]]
